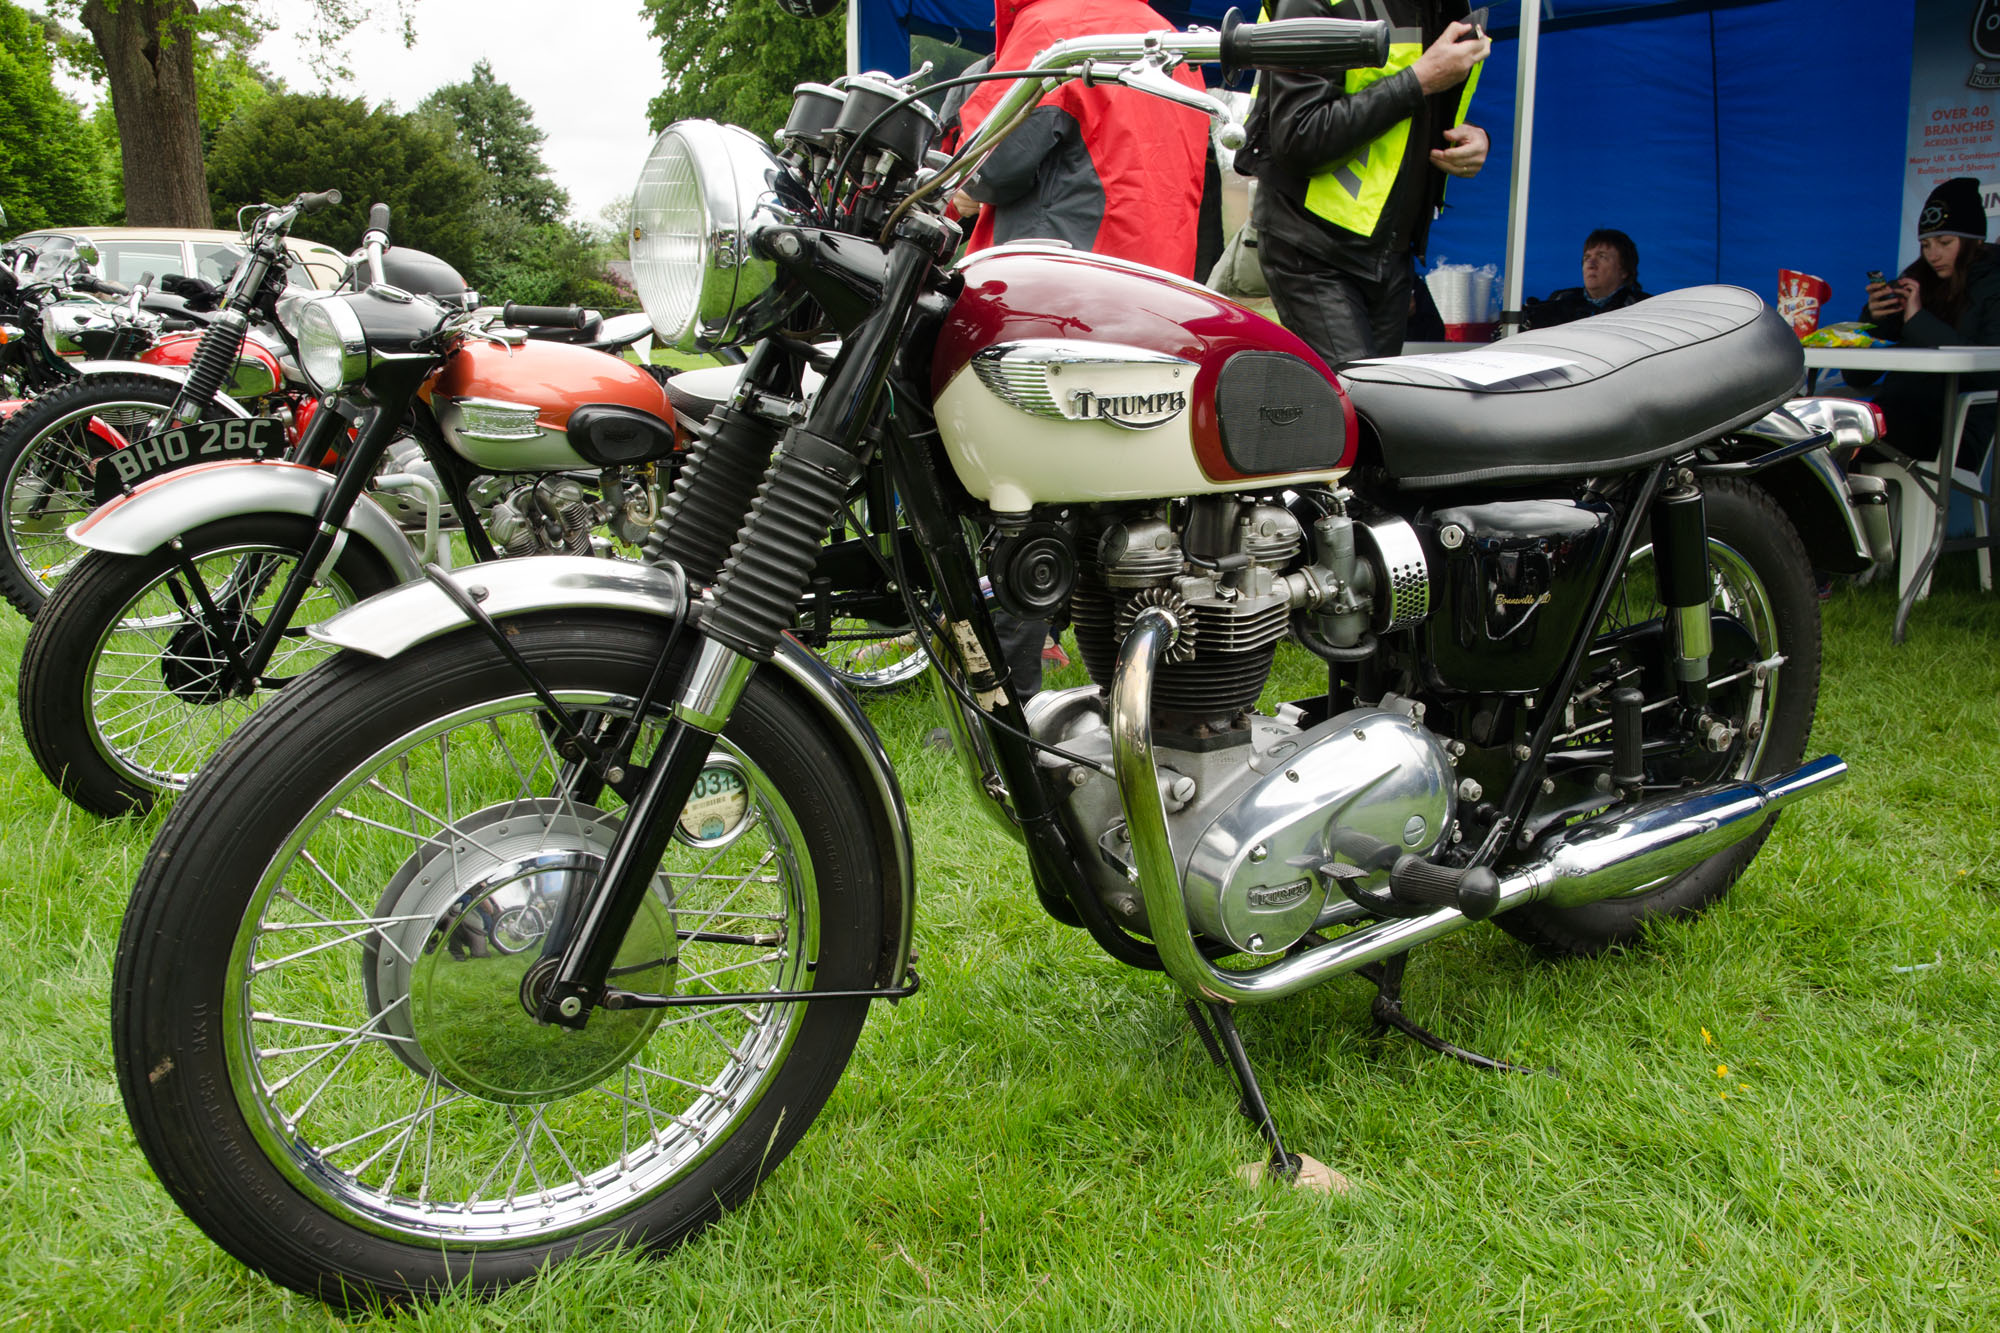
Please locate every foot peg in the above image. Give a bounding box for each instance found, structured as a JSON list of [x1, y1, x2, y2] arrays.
[[1387, 855, 1501, 919]]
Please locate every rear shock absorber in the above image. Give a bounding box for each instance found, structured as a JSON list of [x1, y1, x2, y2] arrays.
[[1650, 472, 1711, 709], [170, 310, 250, 425]]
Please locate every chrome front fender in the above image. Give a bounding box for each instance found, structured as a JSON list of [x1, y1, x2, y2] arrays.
[[68, 458, 425, 584], [71, 360, 253, 417], [312, 556, 917, 989]]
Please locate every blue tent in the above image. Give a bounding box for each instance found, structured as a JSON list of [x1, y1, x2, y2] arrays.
[[850, 0, 1915, 321]]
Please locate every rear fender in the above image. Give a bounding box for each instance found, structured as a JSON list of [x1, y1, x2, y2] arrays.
[[311, 555, 917, 989], [1750, 449, 1873, 575], [69, 458, 425, 583], [69, 360, 253, 417]]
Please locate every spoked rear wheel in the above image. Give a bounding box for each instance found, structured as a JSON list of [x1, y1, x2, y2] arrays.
[[114, 614, 881, 1306], [1499, 477, 1822, 956], [0, 373, 230, 618]]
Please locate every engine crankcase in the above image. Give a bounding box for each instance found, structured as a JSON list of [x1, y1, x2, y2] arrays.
[[1182, 708, 1458, 955]]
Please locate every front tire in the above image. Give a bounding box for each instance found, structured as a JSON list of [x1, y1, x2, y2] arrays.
[[114, 615, 882, 1306], [1498, 477, 1822, 956], [18, 512, 396, 816]]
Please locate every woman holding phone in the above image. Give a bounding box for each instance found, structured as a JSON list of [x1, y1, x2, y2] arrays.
[[1862, 176, 2000, 467]]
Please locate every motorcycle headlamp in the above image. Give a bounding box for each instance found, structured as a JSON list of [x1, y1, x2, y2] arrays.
[[630, 120, 800, 350], [296, 294, 369, 395]]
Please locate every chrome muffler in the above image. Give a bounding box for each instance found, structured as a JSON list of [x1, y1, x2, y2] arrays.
[[1111, 608, 1846, 1005]]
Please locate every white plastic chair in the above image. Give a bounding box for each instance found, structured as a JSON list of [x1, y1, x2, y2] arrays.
[[1863, 388, 1996, 601]]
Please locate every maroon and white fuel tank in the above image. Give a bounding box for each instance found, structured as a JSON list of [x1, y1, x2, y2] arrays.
[[930, 244, 1357, 514]]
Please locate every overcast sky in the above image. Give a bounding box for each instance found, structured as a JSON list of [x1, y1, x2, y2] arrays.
[[249, 0, 665, 222]]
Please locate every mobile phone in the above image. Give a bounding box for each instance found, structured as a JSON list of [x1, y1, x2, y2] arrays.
[[1462, 7, 1488, 36], [1867, 269, 1887, 285]]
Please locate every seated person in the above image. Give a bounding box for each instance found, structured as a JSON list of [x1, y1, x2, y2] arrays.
[[1862, 176, 2000, 467], [1520, 228, 1649, 330]]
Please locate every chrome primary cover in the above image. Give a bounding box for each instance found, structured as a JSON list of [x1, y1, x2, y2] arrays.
[[1181, 708, 1456, 954]]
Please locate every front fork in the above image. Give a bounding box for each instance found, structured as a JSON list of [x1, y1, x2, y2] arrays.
[[534, 221, 946, 1029]]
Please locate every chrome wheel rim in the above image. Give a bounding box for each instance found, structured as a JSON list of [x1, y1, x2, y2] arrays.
[[82, 543, 366, 793], [224, 694, 818, 1246], [1607, 536, 1781, 782], [4, 395, 174, 599]]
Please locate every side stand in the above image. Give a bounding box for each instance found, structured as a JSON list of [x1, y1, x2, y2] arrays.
[[1185, 999, 1302, 1181], [1359, 954, 1555, 1077]]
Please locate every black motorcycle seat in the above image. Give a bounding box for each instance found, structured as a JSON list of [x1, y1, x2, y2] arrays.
[[1339, 286, 1803, 489]]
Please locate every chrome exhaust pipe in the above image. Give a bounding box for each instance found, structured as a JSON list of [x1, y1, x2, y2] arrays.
[[1110, 608, 1846, 1006], [1487, 752, 1846, 913]]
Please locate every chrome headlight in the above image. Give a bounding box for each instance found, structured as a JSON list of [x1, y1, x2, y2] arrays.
[[630, 120, 802, 350], [40, 301, 115, 359], [296, 294, 369, 395]]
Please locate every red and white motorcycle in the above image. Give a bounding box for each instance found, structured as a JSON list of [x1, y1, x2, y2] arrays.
[[115, 10, 1858, 1305]]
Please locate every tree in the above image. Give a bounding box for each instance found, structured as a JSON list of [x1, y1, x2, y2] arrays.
[[417, 59, 566, 225], [642, 0, 845, 138], [0, 1, 109, 228], [206, 92, 485, 276], [50, 0, 410, 227], [80, 9, 278, 223]]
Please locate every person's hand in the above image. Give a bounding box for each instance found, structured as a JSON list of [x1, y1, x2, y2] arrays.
[[950, 189, 981, 220], [1431, 123, 1488, 178], [1864, 279, 1903, 319], [1895, 275, 1922, 320], [1414, 22, 1489, 94]]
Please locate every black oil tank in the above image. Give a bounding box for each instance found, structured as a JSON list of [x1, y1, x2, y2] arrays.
[[1420, 495, 1616, 694]]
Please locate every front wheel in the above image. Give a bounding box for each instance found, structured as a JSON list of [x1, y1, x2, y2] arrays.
[[17, 512, 397, 816], [1498, 477, 1822, 956], [115, 614, 882, 1306]]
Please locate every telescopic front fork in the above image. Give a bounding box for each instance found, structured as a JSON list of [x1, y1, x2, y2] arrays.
[[534, 218, 950, 1029]]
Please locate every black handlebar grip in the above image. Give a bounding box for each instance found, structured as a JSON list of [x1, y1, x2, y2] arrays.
[[503, 303, 591, 329], [1219, 7, 1392, 75], [367, 203, 391, 235], [298, 189, 342, 214]]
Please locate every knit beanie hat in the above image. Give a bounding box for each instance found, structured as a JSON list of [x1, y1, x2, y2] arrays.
[[1918, 177, 1987, 241]]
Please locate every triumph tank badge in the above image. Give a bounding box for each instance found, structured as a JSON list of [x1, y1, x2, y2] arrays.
[[971, 340, 1197, 428], [1066, 386, 1188, 429]]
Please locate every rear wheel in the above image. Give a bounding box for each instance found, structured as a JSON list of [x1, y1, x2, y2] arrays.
[[1499, 478, 1821, 956], [0, 373, 232, 618], [17, 512, 396, 816], [114, 614, 882, 1306]]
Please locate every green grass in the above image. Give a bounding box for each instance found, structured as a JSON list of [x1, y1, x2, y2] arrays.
[[1, 563, 1998, 1330]]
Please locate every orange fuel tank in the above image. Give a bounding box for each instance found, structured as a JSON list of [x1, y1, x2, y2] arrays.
[[425, 338, 675, 472]]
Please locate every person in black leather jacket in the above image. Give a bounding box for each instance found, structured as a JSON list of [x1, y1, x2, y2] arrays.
[[1235, 0, 1490, 367], [1520, 229, 1649, 330]]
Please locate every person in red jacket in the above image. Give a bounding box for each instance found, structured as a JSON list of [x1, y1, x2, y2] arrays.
[[951, 0, 1211, 277]]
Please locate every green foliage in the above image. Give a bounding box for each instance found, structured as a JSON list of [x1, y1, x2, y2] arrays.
[[643, 0, 846, 138], [205, 92, 486, 275], [417, 58, 567, 226], [410, 59, 613, 307], [0, 0, 109, 228]]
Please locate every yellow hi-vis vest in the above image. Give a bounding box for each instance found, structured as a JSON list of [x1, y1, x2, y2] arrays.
[[1262, 1, 1482, 236]]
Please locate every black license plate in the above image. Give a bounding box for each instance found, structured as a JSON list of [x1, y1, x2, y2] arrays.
[[93, 416, 289, 503]]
